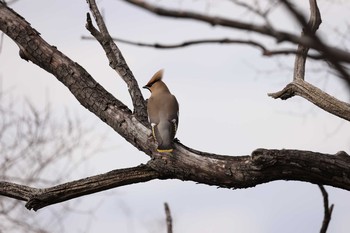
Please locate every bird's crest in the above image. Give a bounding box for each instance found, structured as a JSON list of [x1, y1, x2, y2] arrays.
[[145, 69, 163, 88]]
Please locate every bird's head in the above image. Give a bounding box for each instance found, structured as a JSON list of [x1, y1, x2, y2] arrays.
[[143, 69, 164, 93]]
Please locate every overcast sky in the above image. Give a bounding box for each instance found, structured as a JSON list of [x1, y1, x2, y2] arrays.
[[1, 0, 350, 233]]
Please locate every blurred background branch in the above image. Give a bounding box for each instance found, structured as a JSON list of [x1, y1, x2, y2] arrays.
[[0, 85, 106, 232]]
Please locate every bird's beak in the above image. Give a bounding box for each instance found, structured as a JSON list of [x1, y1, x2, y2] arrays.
[[143, 85, 149, 90]]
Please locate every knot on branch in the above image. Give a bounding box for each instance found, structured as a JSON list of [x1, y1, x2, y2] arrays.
[[268, 83, 296, 100], [335, 150, 349, 157], [335, 151, 350, 162], [19, 49, 29, 61], [251, 148, 266, 158], [251, 148, 277, 169]]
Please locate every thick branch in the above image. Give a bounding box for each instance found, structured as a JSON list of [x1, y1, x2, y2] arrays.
[[122, 0, 350, 64], [0, 3, 152, 153], [148, 146, 350, 191], [85, 0, 148, 124], [268, 79, 350, 121], [0, 165, 159, 211], [3, 148, 350, 212]]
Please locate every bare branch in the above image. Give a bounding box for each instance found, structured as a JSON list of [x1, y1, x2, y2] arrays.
[[0, 90, 103, 232], [81, 35, 323, 59], [164, 202, 173, 233], [281, 0, 350, 83], [268, 79, 350, 121], [85, 0, 148, 124], [269, 0, 350, 121], [1, 165, 159, 211], [230, 0, 280, 23], [292, 0, 321, 81], [122, 0, 350, 64], [2, 146, 350, 210], [318, 185, 334, 233], [0, 3, 150, 154], [0, 182, 38, 201]]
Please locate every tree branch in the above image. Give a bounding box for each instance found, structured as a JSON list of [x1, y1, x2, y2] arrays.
[[85, 0, 148, 124], [0, 2, 152, 153], [2, 147, 350, 211], [292, 0, 321, 81], [318, 185, 334, 233], [122, 0, 350, 64], [0, 182, 38, 201], [281, 0, 350, 83], [0, 165, 159, 211], [2, 2, 350, 213], [268, 0, 350, 122], [81, 35, 323, 59], [268, 79, 350, 121], [152, 146, 350, 191], [164, 202, 173, 233]]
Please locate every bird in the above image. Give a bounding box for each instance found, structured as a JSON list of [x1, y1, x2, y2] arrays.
[[143, 69, 179, 153]]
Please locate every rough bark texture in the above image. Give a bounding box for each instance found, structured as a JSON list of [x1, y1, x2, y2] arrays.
[[0, 165, 159, 211], [85, 1, 148, 124], [1, 2, 350, 212], [151, 146, 350, 191], [268, 79, 350, 121]]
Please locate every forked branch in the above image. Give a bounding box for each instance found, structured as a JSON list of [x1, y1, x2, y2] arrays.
[[281, 0, 350, 83], [269, 0, 350, 121], [85, 0, 148, 124]]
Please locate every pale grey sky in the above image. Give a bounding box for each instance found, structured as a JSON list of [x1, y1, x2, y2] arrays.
[[1, 0, 350, 233]]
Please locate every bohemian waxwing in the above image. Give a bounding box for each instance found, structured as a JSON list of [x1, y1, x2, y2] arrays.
[[143, 69, 179, 153]]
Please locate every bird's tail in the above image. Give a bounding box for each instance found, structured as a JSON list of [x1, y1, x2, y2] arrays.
[[155, 121, 175, 153]]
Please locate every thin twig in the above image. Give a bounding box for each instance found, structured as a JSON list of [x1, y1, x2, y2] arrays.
[[85, 0, 148, 124], [164, 202, 173, 233], [318, 185, 334, 233], [81, 35, 323, 59], [122, 0, 350, 64]]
